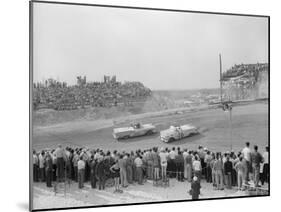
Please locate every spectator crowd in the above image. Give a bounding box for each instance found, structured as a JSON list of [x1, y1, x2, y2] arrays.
[[221, 63, 268, 100], [33, 76, 152, 111], [33, 142, 269, 199]]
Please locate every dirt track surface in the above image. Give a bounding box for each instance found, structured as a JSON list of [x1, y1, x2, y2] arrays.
[[32, 102, 268, 152]]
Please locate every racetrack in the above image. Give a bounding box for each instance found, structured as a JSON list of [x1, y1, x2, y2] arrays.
[[32, 102, 268, 152]]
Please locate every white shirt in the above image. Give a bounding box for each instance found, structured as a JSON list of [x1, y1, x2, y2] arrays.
[[169, 150, 176, 160], [159, 152, 167, 165], [183, 151, 188, 159], [263, 151, 268, 164], [78, 160, 85, 170], [134, 157, 143, 167], [39, 154, 45, 168], [193, 160, 201, 171], [33, 154, 38, 165], [94, 152, 101, 160], [242, 147, 251, 161]]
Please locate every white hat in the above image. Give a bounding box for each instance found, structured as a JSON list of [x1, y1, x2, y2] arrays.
[[193, 176, 198, 181]]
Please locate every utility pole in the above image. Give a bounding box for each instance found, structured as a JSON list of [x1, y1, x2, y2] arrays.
[[219, 54, 223, 102], [219, 54, 233, 151], [229, 106, 233, 151]]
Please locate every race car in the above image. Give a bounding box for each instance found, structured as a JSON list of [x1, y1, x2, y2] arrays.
[[160, 124, 199, 143], [113, 123, 157, 140]]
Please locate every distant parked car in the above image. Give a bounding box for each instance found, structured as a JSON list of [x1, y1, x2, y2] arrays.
[[160, 124, 199, 143], [113, 123, 157, 140]]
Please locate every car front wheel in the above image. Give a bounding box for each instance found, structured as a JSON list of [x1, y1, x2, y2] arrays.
[[146, 130, 154, 135]]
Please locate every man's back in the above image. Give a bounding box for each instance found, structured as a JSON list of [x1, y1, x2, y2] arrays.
[[78, 160, 85, 170], [193, 160, 201, 171], [96, 161, 105, 176], [185, 154, 193, 166], [175, 154, 184, 164], [263, 151, 269, 164], [224, 161, 233, 173], [252, 151, 263, 166], [214, 159, 223, 171], [169, 150, 176, 160], [152, 152, 160, 167], [242, 147, 251, 162]]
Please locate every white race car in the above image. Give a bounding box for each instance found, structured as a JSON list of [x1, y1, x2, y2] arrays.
[[113, 123, 157, 140], [160, 124, 199, 143]]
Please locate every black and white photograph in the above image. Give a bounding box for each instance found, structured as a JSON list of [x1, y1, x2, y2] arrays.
[[30, 1, 269, 211]]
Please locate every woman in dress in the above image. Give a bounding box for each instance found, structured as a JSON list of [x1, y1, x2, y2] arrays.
[[110, 160, 122, 193]]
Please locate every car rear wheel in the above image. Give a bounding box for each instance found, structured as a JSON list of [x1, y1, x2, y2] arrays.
[[123, 135, 130, 139], [168, 137, 175, 143]]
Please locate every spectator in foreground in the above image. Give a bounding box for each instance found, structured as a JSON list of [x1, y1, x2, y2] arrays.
[[118, 154, 128, 188], [45, 152, 53, 187], [175, 151, 184, 182], [224, 154, 233, 189], [185, 151, 193, 182], [110, 160, 122, 193], [90, 156, 97, 189], [241, 142, 251, 185], [77, 156, 85, 189], [72, 151, 79, 182], [204, 151, 213, 183], [159, 147, 168, 182], [96, 156, 106, 190], [152, 147, 160, 181], [261, 146, 269, 185], [54, 144, 67, 182], [193, 155, 202, 182], [190, 176, 201, 200], [214, 153, 224, 190], [134, 154, 144, 185], [126, 153, 134, 184], [251, 145, 263, 187], [33, 150, 39, 182], [39, 151, 45, 182], [235, 156, 245, 190]]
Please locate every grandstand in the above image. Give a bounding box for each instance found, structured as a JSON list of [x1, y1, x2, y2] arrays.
[[33, 76, 152, 110], [221, 63, 268, 100]]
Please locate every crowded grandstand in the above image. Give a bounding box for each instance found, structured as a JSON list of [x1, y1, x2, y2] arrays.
[[33, 76, 152, 110], [221, 63, 268, 100]]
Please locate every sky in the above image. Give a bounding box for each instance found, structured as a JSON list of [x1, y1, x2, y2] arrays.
[[32, 3, 268, 90]]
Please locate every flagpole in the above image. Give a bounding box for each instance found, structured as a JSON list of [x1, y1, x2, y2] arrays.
[[219, 54, 223, 102]]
